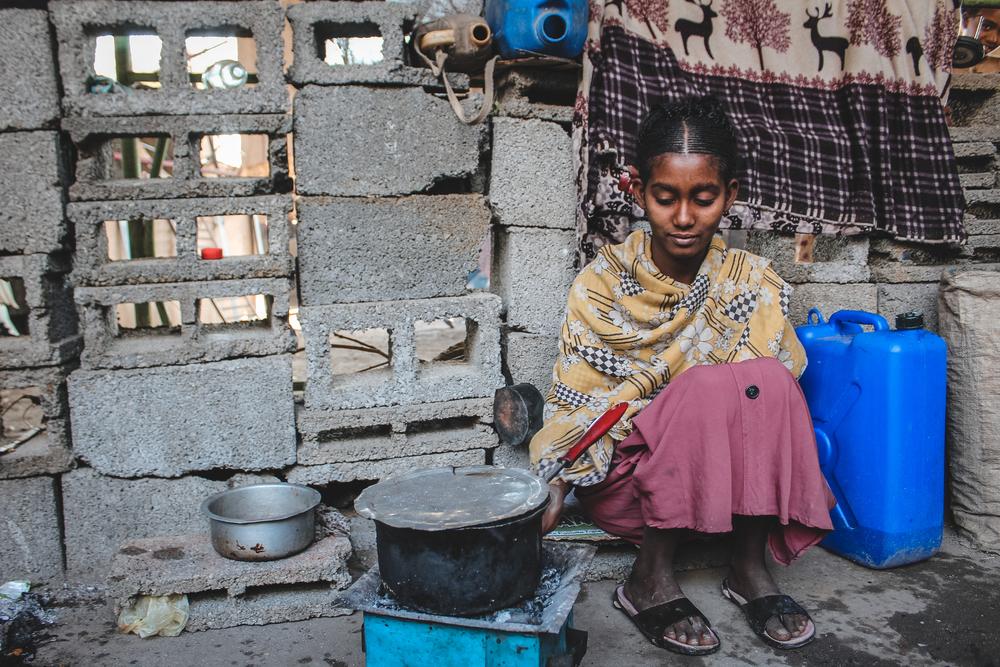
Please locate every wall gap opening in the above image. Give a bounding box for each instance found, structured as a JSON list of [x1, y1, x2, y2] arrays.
[[185, 29, 258, 90], [91, 31, 162, 91], [103, 218, 177, 260], [196, 214, 270, 258], [415, 317, 470, 365], [317, 21, 385, 65], [197, 294, 271, 329], [0, 278, 30, 337], [116, 300, 182, 335], [199, 134, 269, 178], [329, 328, 392, 376]]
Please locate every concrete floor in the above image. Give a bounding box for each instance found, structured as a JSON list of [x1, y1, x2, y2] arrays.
[[35, 531, 1000, 667]]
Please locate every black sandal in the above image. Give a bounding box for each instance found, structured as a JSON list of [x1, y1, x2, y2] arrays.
[[721, 578, 816, 650], [613, 585, 721, 656]]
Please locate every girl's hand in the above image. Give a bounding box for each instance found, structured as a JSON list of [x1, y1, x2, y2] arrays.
[[541, 478, 571, 535]]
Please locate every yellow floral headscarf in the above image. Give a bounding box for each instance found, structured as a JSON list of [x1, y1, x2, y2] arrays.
[[530, 231, 806, 485]]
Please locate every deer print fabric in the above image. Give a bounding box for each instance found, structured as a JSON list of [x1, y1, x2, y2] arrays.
[[573, 0, 966, 262]]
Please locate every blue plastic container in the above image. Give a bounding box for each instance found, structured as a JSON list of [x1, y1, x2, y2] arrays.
[[485, 0, 588, 59], [795, 309, 947, 569]]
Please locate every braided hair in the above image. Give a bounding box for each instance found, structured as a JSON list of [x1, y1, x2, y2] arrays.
[[635, 95, 742, 184]]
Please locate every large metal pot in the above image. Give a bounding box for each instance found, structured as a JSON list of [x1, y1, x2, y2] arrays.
[[201, 483, 321, 561], [355, 466, 550, 616]]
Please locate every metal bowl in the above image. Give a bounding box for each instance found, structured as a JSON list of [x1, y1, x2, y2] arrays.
[[201, 483, 322, 561]]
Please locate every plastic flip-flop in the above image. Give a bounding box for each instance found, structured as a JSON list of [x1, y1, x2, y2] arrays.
[[612, 585, 721, 656], [721, 578, 816, 650]]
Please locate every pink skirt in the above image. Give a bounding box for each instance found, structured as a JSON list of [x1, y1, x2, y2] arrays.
[[576, 357, 835, 565]]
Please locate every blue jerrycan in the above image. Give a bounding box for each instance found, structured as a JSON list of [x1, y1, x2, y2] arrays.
[[485, 0, 588, 59], [795, 309, 947, 569]]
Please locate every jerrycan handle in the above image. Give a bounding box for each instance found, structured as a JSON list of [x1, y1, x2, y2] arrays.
[[806, 308, 825, 325], [829, 310, 890, 332]]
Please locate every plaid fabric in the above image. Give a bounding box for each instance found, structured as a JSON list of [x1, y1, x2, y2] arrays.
[[581, 25, 966, 257]]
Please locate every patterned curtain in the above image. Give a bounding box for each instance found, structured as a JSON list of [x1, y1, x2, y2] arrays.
[[573, 0, 966, 262]]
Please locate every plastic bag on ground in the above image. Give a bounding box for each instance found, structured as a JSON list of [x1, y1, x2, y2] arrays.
[[117, 594, 189, 638]]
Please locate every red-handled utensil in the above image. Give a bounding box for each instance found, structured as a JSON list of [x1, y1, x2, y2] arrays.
[[544, 402, 630, 482]]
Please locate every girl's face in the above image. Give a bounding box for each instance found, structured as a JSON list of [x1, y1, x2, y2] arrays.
[[631, 153, 739, 270]]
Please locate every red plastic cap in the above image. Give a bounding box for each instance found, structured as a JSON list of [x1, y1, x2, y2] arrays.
[[201, 247, 223, 260]]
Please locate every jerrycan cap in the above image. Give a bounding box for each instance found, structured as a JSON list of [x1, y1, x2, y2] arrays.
[[895, 312, 924, 330]]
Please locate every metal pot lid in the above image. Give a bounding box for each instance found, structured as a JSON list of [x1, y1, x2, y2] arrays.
[[354, 465, 549, 531]]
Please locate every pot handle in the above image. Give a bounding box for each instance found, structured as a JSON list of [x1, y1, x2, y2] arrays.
[[545, 402, 629, 482]]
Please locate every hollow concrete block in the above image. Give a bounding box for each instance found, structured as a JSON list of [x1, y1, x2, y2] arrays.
[[50, 0, 288, 117], [69, 196, 293, 287], [0, 254, 81, 369], [504, 331, 558, 395], [0, 10, 60, 131], [287, 1, 467, 88], [878, 282, 941, 331], [296, 398, 496, 464], [296, 195, 490, 305], [74, 277, 295, 370], [742, 232, 871, 283], [0, 476, 64, 582], [0, 364, 75, 480], [491, 118, 576, 230], [492, 227, 577, 334], [301, 294, 504, 411], [293, 85, 485, 197], [786, 282, 878, 326], [495, 68, 577, 123], [286, 448, 488, 485], [63, 114, 291, 202], [0, 132, 67, 255], [68, 355, 296, 478]]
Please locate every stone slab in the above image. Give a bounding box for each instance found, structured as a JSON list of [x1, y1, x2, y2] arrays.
[[296, 398, 496, 464], [68, 355, 296, 478], [69, 196, 293, 287], [959, 173, 995, 189], [74, 278, 295, 370], [107, 533, 351, 607], [296, 195, 489, 305], [0, 364, 75, 479], [63, 114, 291, 202], [185, 583, 352, 632], [61, 469, 228, 582], [492, 227, 577, 334], [786, 282, 878, 326], [495, 67, 577, 124], [293, 85, 485, 197], [287, 1, 468, 89], [0, 254, 81, 369], [0, 132, 67, 255], [504, 331, 558, 394], [286, 448, 488, 484], [301, 294, 503, 411], [743, 232, 871, 283], [0, 9, 60, 130], [50, 0, 288, 117], [491, 118, 576, 230], [0, 476, 64, 582]]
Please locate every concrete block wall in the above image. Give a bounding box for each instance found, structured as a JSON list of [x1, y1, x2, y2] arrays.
[[0, 8, 76, 583], [0, 0, 992, 586]]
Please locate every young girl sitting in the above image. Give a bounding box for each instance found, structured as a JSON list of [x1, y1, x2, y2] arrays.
[[531, 95, 834, 656]]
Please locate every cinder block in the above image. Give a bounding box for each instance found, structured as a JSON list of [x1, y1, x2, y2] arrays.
[[504, 331, 558, 394], [297, 195, 489, 306], [62, 114, 291, 202], [50, 1, 287, 117], [965, 188, 1000, 220], [0, 364, 74, 480], [742, 232, 871, 283], [293, 85, 485, 197], [74, 278, 294, 370], [0, 10, 60, 130], [491, 443, 530, 469], [286, 448, 487, 485], [0, 132, 68, 255], [69, 196, 293, 287], [878, 283, 942, 331], [68, 355, 295, 478], [0, 476, 64, 582], [287, 2, 467, 88], [960, 173, 995, 189], [0, 254, 81, 369], [107, 533, 352, 626], [491, 118, 575, 230], [296, 398, 496, 464], [302, 294, 503, 411], [786, 282, 877, 326], [495, 68, 577, 123], [492, 227, 577, 334], [62, 468, 228, 582]]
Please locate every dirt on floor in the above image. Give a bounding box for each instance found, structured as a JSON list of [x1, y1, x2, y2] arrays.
[[29, 530, 1000, 667]]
